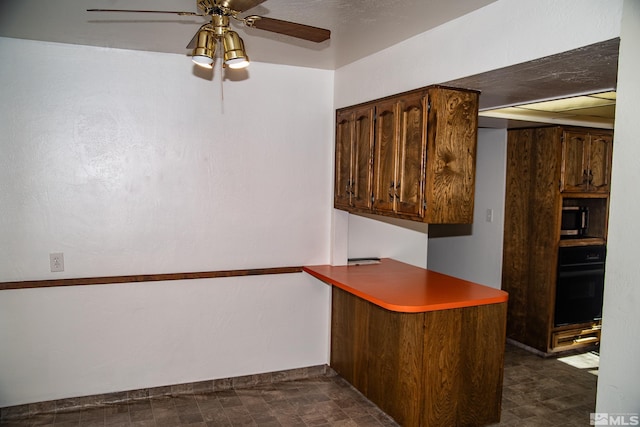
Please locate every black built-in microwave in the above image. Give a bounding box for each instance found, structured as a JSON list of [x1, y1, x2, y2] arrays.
[[561, 206, 589, 237]]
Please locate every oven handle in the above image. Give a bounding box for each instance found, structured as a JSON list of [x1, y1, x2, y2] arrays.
[[558, 269, 605, 279]]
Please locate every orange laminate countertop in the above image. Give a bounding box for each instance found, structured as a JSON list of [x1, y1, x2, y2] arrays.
[[303, 258, 508, 313]]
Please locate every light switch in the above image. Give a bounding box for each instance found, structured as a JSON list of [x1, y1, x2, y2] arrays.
[[486, 209, 494, 223]]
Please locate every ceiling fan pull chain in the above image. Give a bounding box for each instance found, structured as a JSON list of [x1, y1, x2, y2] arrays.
[[220, 56, 225, 113]]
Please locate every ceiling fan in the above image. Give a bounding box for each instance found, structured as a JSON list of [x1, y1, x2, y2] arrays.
[[87, 0, 331, 70]]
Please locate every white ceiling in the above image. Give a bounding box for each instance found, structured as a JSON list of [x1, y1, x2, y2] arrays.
[[0, 0, 497, 70]]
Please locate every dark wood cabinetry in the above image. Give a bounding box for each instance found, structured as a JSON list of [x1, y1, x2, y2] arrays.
[[561, 130, 613, 193], [331, 287, 506, 427], [335, 86, 478, 224], [334, 106, 375, 210], [502, 126, 613, 353], [372, 92, 427, 218]]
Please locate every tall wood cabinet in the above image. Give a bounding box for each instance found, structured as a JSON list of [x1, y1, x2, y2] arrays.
[[334, 86, 479, 224], [502, 126, 613, 353]]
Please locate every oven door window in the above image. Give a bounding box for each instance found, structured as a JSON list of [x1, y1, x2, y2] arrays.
[[555, 268, 604, 326]]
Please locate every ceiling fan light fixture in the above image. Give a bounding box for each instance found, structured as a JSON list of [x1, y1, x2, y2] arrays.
[[222, 31, 250, 69], [191, 29, 216, 68]]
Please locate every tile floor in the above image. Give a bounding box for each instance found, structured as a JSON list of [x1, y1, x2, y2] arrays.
[[0, 343, 598, 427]]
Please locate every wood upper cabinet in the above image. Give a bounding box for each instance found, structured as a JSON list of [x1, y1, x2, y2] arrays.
[[561, 130, 613, 193], [372, 92, 427, 218], [335, 86, 478, 224], [372, 99, 399, 214], [334, 106, 374, 210]]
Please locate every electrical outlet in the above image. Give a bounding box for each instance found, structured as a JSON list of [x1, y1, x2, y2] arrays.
[[50, 253, 64, 272]]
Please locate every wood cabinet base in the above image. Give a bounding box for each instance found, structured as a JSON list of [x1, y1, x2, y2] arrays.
[[331, 287, 507, 427]]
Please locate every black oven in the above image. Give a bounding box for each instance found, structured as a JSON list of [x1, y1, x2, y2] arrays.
[[554, 245, 606, 327]]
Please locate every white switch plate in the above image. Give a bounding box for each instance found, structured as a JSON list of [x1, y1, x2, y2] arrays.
[[486, 209, 494, 223], [50, 253, 64, 272]]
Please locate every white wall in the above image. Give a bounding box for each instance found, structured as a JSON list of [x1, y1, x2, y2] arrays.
[[596, 0, 640, 413], [427, 128, 507, 288], [0, 38, 334, 407], [0, 274, 330, 407], [348, 214, 428, 268]]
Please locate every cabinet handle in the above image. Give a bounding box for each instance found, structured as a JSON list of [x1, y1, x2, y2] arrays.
[[347, 180, 355, 196], [587, 169, 594, 184], [389, 181, 395, 201]]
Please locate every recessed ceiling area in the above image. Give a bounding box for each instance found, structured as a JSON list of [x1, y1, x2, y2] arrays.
[[444, 38, 620, 129], [480, 91, 616, 129]]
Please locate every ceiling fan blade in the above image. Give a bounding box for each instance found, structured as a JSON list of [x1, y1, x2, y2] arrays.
[[215, 0, 266, 13], [246, 16, 330, 43], [87, 9, 202, 17]]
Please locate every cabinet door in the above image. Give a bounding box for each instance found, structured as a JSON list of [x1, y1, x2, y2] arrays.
[[334, 110, 354, 209], [372, 100, 399, 214], [561, 131, 589, 192], [352, 107, 375, 209], [424, 87, 478, 223], [395, 93, 427, 218], [587, 132, 613, 192]]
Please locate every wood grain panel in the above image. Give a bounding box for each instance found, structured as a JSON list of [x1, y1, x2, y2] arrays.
[[527, 127, 562, 350], [366, 302, 424, 426], [334, 109, 353, 209], [353, 107, 375, 209], [331, 286, 505, 427], [422, 307, 462, 426], [396, 91, 427, 218], [561, 131, 588, 192], [587, 132, 613, 192], [502, 128, 534, 342], [457, 303, 507, 426], [424, 87, 478, 224], [330, 287, 370, 391], [372, 100, 399, 214]]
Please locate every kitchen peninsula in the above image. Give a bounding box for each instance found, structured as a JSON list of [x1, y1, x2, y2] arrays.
[[303, 259, 508, 427]]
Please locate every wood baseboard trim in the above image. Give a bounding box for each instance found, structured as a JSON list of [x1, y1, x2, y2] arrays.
[[0, 266, 304, 291]]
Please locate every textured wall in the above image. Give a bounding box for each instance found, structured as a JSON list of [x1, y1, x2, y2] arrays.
[[0, 38, 333, 407], [597, 0, 640, 413]]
